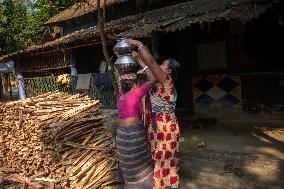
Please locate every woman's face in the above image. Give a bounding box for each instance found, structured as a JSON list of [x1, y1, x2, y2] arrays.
[[132, 83, 138, 90], [160, 59, 171, 74]]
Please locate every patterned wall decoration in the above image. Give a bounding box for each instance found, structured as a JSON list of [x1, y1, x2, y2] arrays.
[[192, 75, 241, 107]]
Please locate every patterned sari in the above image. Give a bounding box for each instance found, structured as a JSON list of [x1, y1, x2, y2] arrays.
[[145, 74, 180, 189]]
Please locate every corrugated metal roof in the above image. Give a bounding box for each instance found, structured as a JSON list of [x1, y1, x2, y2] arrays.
[[119, 0, 273, 37], [0, 0, 273, 62], [46, 0, 125, 25], [165, 5, 270, 32]]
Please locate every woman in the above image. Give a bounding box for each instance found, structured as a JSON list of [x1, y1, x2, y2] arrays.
[[128, 39, 181, 189], [116, 53, 156, 189]]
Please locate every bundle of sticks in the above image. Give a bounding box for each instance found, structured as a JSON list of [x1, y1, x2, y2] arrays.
[[0, 91, 117, 189]]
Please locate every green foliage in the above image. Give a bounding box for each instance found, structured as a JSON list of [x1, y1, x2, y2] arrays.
[[0, 0, 73, 56]]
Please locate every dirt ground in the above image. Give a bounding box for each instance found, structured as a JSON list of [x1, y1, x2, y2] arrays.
[[178, 112, 284, 189], [180, 121, 284, 160]]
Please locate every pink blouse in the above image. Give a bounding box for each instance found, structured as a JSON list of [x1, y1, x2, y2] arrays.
[[117, 83, 151, 119]]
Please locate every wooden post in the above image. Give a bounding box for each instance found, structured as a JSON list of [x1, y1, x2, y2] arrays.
[[8, 73, 12, 100], [0, 74, 3, 98], [3, 74, 9, 97]]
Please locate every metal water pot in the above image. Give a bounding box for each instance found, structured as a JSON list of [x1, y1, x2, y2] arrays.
[[113, 37, 139, 74], [113, 37, 133, 56], [114, 54, 140, 74]]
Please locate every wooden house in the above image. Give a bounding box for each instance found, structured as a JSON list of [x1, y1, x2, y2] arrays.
[[0, 0, 282, 114]]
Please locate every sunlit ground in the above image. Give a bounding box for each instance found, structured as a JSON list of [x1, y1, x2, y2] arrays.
[[179, 113, 284, 189]]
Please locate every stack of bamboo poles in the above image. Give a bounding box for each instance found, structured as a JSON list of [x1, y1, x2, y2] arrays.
[[0, 91, 117, 189]]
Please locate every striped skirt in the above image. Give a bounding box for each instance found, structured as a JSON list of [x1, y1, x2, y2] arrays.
[[116, 123, 153, 189]]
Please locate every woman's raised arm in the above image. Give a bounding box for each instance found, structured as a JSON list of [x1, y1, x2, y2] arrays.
[[132, 51, 156, 85], [127, 39, 167, 84]]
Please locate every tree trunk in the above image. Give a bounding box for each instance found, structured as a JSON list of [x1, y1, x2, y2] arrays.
[[49, 0, 57, 17], [74, 0, 118, 96], [97, 0, 109, 63], [49, 0, 60, 40], [97, 0, 118, 96]]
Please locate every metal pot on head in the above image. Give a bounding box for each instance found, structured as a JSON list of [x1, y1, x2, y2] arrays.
[[114, 54, 140, 75], [113, 37, 139, 75]]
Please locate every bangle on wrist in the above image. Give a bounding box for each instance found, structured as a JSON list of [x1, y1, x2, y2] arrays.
[[141, 66, 148, 73], [138, 44, 144, 51], [137, 66, 148, 74]]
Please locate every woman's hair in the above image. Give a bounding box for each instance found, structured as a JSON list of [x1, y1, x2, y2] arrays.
[[120, 78, 138, 93], [168, 58, 180, 81]]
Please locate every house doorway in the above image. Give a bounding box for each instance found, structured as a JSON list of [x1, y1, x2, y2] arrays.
[[151, 31, 195, 113]]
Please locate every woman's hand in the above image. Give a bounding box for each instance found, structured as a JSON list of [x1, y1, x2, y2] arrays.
[[127, 39, 143, 47], [128, 39, 166, 84], [131, 51, 140, 61], [132, 51, 146, 68]]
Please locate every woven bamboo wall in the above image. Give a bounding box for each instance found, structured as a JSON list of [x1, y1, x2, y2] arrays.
[[23, 73, 116, 108], [24, 76, 72, 98]]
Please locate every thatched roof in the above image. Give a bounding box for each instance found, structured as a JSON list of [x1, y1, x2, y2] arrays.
[[45, 0, 127, 25]]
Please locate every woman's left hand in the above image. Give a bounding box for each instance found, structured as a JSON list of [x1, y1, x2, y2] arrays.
[[127, 39, 143, 47]]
